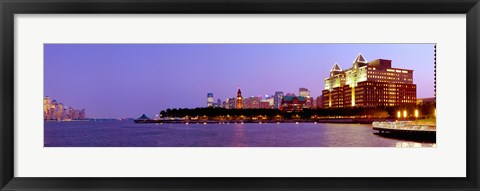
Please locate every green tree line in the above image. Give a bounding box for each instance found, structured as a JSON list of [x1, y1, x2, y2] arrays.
[[159, 102, 435, 120]]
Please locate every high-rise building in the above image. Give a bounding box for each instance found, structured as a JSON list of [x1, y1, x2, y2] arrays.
[[217, 99, 222, 108], [207, 93, 214, 107], [273, 91, 284, 109], [315, 96, 323, 109], [322, 54, 417, 108], [299, 88, 310, 97], [260, 100, 272, 109], [265, 95, 275, 108], [236, 89, 243, 109], [44, 96, 86, 120], [299, 88, 312, 108], [226, 98, 236, 109], [243, 96, 262, 109]]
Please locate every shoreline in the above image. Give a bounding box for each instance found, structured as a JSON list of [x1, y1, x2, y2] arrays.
[[134, 118, 390, 124]]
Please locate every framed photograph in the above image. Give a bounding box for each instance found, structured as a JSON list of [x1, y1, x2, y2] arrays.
[[1, 0, 479, 190]]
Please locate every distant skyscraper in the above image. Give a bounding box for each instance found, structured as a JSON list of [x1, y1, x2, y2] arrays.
[[243, 96, 262, 109], [207, 93, 214, 107], [274, 91, 284, 109], [299, 88, 310, 97], [315, 96, 323, 109], [44, 96, 86, 120], [236, 88, 243, 109], [226, 98, 236, 109], [217, 99, 222, 108]]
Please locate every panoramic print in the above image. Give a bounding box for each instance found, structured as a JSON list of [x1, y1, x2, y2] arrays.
[[44, 44, 436, 147]]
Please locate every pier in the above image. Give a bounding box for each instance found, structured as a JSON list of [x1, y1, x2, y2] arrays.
[[372, 121, 436, 141]]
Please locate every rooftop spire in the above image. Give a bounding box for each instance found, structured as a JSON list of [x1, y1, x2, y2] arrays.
[[353, 53, 367, 64], [330, 63, 342, 72]]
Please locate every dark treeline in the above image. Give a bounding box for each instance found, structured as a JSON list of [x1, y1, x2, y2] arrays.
[[160, 102, 436, 120]]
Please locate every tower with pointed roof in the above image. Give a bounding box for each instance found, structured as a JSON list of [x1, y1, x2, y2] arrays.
[[236, 88, 243, 109]]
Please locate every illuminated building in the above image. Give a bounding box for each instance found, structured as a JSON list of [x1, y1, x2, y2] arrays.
[[315, 96, 323, 109], [207, 93, 214, 107], [260, 100, 272, 109], [322, 54, 417, 108], [236, 88, 243, 109], [243, 96, 262, 109], [281, 96, 306, 111], [43, 96, 87, 120], [265, 95, 275, 108], [273, 91, 284, 109], [299, 88, 310, 97], [417, 97, 436, 105], [304, 96, 314, 109], [44, 96, 52, 120], [226, 98, 236, 109]]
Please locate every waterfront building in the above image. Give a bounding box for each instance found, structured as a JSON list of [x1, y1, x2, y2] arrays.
[[299, 88, 311, 97], [44, 96, 87, 120], [322, 54, 417, 108], [260, 100, 272, 109], [417, 97, 436, 105], [265, 96, 275, 108], [207, 93, 214, 107], [281, 95, 306, 111], [44, 96, 52, 120], [243, 96, 262, 109], [315, 96, 323, 109], [236, 88, 243, 109], [226, 98, 236, 109], [217, 99, 222, 108], [273, 91, 284, 109], [304, 96, 314, 109]]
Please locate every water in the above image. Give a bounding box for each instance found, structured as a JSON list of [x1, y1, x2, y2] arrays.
[[44, 120, 436, 147]]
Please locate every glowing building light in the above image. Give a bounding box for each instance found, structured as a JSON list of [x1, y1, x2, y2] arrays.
[[403, 110, 407, 118], [397, 111, 401, 118], [415, 109, 419, 118]]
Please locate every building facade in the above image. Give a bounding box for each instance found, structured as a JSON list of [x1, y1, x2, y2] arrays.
[[236, 88, 243, 109], [226, 98, 236, 109], [322, 54, 417, 108], [281, 96, 306, 111], [243, 96, 262, 109], [207, 93, 214, 107], [273, 91, 284, 109], [44, 96, 86, 120]]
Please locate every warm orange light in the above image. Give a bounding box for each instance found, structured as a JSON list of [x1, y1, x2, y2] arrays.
[[403, 110, 407, 118], [397, 111, 401, 118], [414, 109, 419, 118]]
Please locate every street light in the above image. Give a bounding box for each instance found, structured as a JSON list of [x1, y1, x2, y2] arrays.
[[403, 110, 407, 119], [414, 109, 419, 119], [397, 111, 401, 119]]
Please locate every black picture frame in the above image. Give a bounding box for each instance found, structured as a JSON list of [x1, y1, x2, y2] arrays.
[[1, 0, 479, 190]]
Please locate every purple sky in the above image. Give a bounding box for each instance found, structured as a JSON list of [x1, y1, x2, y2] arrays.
[[44, 44, 435, 119]]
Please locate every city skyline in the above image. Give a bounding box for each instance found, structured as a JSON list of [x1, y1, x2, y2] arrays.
[[45, 44, 435, 118]]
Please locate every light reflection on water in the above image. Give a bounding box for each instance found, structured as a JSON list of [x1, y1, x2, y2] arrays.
[[44, 120, 436, 147], [395, 142, 436, 148]]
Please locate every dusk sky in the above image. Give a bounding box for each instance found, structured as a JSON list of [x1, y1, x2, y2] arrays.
[[44, 44, 435, 119]]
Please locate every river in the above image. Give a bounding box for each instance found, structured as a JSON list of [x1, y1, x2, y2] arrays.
[[44, 120, 436, 147]]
